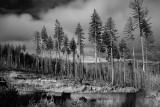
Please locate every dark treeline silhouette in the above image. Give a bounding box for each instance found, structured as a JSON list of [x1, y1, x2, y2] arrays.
[[0, 44, 34, 71]]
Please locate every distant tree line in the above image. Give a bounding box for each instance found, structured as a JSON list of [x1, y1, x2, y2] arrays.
[[0, 44, 35, 70]]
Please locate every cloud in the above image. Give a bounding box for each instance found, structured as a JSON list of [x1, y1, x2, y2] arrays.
[[0, 0, 76, 20], [0, 14, 34, 42]]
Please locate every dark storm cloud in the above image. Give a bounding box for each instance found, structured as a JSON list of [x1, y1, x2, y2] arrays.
[[0, 0, 76, 20]]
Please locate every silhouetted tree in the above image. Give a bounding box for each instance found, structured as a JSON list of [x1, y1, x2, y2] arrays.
[[53, 19, 64, 75], [53, 19, 64, 59], [119, 38, 130, 86], [22, 44, 26, 69], [88, 9, 102, 80], [104, 17, 118, 85], [124, 17, 136, 85], [142, 19, 155, 70], [62, 34, 69, 76], [129, 0, 149, 73], [75, 23, 85, 78], [41, 26, 49, 73], [47, 36, 54, 74], [70, 37, 77, 77], [34, 31, 41, 73]]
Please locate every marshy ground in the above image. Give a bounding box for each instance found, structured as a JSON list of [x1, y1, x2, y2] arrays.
[[0, 70, 160, 107]]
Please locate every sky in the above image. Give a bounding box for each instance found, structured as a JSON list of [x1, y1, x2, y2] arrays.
[[0, 0, 160, 59]]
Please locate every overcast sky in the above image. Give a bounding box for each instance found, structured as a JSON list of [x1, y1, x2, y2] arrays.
[[0, 0, 160, 58]]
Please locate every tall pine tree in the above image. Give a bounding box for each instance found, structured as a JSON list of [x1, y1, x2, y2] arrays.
[[104, 17, 118, 85], [53, 19, 64, 75], [124, 17, 136, 83], [62, 34, 69, 76], [88, 9, 102, 80], [119, 38, 130, 86], [70, 37, 77, 77], [75, 23, 85, 78], [34, 31, 41, 73], [129, 0, 149, 73], [53, 19, 64, 59]]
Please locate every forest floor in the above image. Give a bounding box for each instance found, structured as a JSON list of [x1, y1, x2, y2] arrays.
[[4, 71, 138, 94], [2, 71, 160, 107]]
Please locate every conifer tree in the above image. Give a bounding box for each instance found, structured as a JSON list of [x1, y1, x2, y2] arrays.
[[75, 23, 85, 78], [22, 44, 26, 69], [53, 19, 64, 76], [41, 26, 49, 46], [62, 34, 69, 76], [142, 19, 155, 70], [70, 37, 77, 77], [41, 26, 49, 73], [17, 45, 21, 68], [47, 36, 54, 56], [47, 36, 54, 74], [124, 17, 136, 84], [119, 38, 130, 86], [34, 31, 41, 73], [129, 0, 149, 73], [88, 9, 102, 80], [53, 19, 64, 59], [104, 17, 118, 85]]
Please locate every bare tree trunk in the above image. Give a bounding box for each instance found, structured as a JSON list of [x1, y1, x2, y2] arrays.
[[145, 44, 148, 72], [132, 41, 136, 88], [107, 61, 110, 81], [19, 52, 20, 68], [65, 52, 67, 76], [55, 51, 57, 76], [141, 36, 145, 72], [42, 51, 44, 74], [49, 51, 52, 75], [94, 28, 98, 81], [141, 36, 145, 88], [158, 62, 160, 73], [7, 49, 10, 67], [11, 52, 12, 68], [99, 57, 102, 81], [111, 44, 114, 85], [124, 58, 126, 87], [24, 54, 25, 69], [95, 44, 98, 80], [110, 30, 114, 86], [145, 43, 149, 88], [137, 60, 139, 88], [73, 52, 75, 77], [119, 58, 122, 86], [58, 39, 60, 59], [36, 55, 39, 73], [67, 54, 70, 76], [82, 53, 84, 78]]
